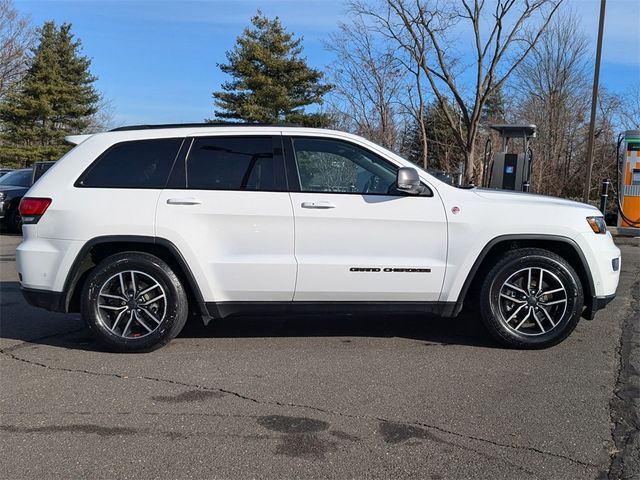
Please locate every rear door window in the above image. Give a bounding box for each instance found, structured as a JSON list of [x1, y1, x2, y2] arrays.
[[185, 136, 285, 191], [77, 138, 182, 188]]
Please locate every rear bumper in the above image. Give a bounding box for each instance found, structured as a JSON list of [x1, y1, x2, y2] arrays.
[[582, 293, 616, 320], [16, 232, 84, 291], [21, 287, 65, 312]]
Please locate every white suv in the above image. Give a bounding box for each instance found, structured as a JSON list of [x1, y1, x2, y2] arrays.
[[16, 124, 621, 352]]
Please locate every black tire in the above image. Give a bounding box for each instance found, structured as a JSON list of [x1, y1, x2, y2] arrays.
[[6, 205, 22, 234], [480, 248, 584, 349], [81, 252, 189, 352]]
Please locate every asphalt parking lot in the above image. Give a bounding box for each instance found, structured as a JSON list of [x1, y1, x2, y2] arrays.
[[0, 233, 638, 480]]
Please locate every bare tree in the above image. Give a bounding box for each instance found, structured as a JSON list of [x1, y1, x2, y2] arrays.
[[0, 0, 33, 99], [84, 98, 117, 133], [351, 0, 564, 183], [512, 11, 589, 196], [618, 82, 640, 131], [401, 54, 429, 167], [326, 17, 407, 151], [590, 90, 622, 198]]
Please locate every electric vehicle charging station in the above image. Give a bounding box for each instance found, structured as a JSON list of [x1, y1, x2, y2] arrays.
[[484, 124, 536, 192], [618, 129, 640, 233]]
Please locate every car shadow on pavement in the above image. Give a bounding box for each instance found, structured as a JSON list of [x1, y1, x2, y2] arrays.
[[179, 309, 495, 348], [0, 280, 496, 351]]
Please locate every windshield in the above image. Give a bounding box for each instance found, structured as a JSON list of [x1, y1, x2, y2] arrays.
[[0, 169, 32, 187]]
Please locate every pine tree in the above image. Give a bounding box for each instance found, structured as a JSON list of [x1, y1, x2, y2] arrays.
[[0, 22, 100, 166], [212, 11, 331, 126], [404, 100, 466, 173], [481, 87, 506, 123]]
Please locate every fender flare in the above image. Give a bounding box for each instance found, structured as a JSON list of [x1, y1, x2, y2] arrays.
[[62, 235, 208, 318], [448, 234, 595, 317]]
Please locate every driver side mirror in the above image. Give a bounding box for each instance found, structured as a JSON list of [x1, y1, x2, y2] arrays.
[[396, 167, 424, 195]]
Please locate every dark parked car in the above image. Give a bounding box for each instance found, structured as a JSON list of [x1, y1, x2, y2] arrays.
[[0, 162, 56, 232], [32, 161, 55, 183], [0, 169, 35, 232]]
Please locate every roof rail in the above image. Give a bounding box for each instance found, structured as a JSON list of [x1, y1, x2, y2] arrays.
[[109, 122, 304, 132]]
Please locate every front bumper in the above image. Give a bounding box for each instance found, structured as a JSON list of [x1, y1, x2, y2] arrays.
[[582, 293, 616, 320], [574, 231, 621, 298]]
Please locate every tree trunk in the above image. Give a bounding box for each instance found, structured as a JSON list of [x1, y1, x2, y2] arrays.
[[415, 64, 428, 170], [464, 148, 475, 185], [419, 115, 428, 169], [463, 130, 478, 185]]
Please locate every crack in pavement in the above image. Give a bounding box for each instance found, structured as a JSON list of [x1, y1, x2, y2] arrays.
[[607, 279, 640, 479], [0, 331, 597, 470]]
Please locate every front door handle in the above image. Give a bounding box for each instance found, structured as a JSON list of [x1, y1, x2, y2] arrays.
[[301, 201, 336, 209], [166, 197, 202, 205]]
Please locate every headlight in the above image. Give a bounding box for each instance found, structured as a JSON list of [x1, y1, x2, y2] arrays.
[[586, 216, 607, 234], [0, 192, 5, 201]]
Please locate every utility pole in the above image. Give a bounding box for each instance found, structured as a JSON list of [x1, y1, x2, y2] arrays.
[[583, 0, 607, 203]]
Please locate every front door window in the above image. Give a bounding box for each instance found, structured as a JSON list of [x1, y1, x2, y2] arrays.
[[292, 137, 398, 195]]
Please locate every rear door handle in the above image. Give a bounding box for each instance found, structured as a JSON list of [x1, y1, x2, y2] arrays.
[[166, 197, 202, 205], [301, 201, 336, 209]]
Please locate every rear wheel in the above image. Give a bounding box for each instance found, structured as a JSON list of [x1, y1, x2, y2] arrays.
[[480, 248, 584, 348], [81, 252, 189, 352]]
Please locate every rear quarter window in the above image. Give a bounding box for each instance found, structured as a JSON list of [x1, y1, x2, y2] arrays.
[[76, 138, 183, 188]]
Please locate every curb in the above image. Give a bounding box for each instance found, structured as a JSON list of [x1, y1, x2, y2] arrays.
[[609, 227, 640, 247]]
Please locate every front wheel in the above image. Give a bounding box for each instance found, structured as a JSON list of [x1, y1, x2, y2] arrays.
[[81, 252, 189, 352], [480, 248, 584, 349]]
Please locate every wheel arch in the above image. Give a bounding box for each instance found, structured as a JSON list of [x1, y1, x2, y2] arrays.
[[452, 234, 594, 317], [62, 235, 208, 319]]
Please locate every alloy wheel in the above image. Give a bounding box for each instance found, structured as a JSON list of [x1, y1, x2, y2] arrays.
[[96, 270, 167, 339], [497, 267, 568, 336]]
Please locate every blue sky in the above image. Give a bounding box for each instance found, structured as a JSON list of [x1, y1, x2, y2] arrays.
[[14, 0, 640, 126]]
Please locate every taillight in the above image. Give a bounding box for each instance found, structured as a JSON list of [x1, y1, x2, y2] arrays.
[[19, 197, 52, 224]]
